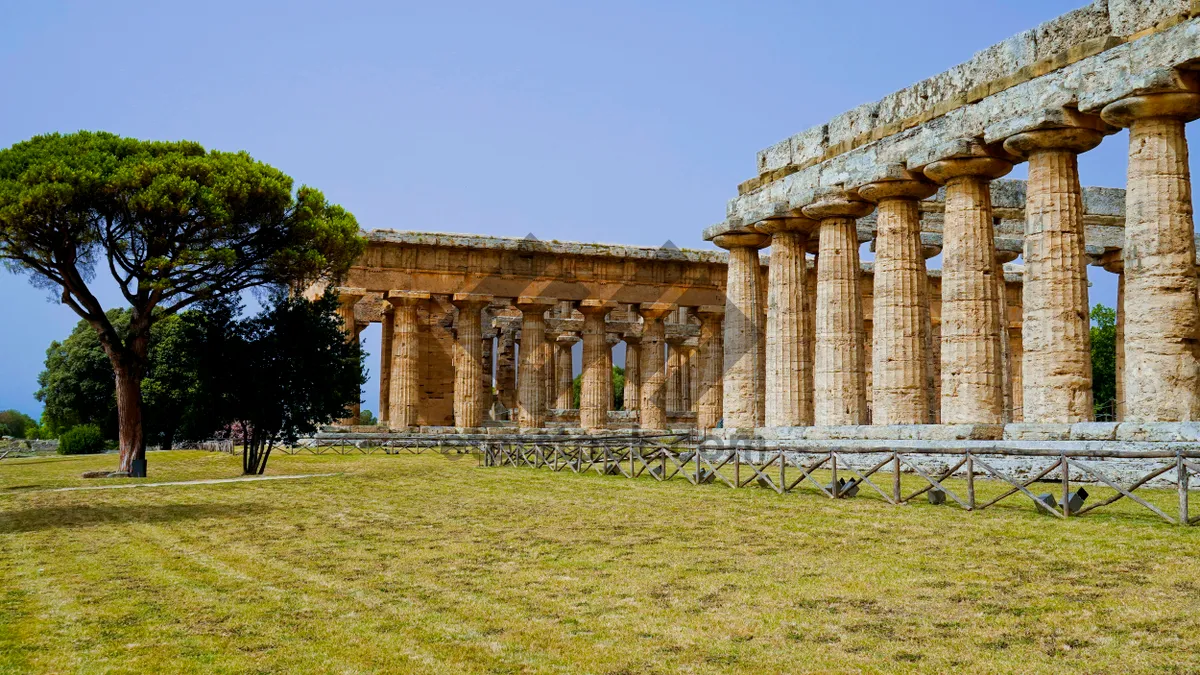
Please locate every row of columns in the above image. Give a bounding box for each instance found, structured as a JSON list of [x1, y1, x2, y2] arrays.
[[718, 89, 1200, 427]]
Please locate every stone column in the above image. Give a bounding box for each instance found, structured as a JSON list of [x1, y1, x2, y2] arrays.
[[334, 288, 367, 424], [496, 326, 518, 414], [713, 233, 769, 429], [665, 337, 685, 412], [386, 291, 429, 429], [805, 250, 819, 421], [687, 345, 701, 414], [924, 150, 1013, 424], [859, 180, 937, 425], [802, 194, 873, 426], [922, 242, 942, 424], [606, 332, 620, 411], [379, 302, 394, 427], [623, 335, 641, 413], [758, 217, 817, 427], [1005, 127, 1104, 423], [1101, 93, 1200, 421], [1116, 267, 1125, 421], [579, 300, 615, 430], [995, 251, 1019, 422], [450, 294, 492, 428], [638, 303, 674, 430], [554, 334, 578, 410], [481, 333, 495, 418], [696, 306, 725, 430], [516, 297, 556, 428], [679, 343, 692, 412]]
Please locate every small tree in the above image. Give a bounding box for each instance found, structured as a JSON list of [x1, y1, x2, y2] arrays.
[[0, 410, 38, 438], [0, 132, 363, 472], [1090, 304, 1117, 419]]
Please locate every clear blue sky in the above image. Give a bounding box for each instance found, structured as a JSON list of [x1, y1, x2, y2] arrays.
[[2, 0, 1193, 419]]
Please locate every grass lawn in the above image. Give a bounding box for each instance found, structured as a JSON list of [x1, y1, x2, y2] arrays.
[[3, 449, 1200, 673]]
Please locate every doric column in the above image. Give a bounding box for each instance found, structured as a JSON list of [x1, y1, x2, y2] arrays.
[[665, 337, 685, 412], [606, 332, 620, 411], [713, 233, 769, 429], [579, 300, 615, 429], [378, 302, 394, 427], [696, 306, 725, 430], [859, 179, 938, 425], [805, 250, 819, 421], [623, 335, 641, 413], [450, 294, 492, 428], [1116, 267, 1125, 421], [496, 326, 518, 413], [1101, 93, 1200, 421], [334, 288, 367, 424], [638, 303, 674, 430], [686, 345, 701, 414], [924, 149, 1013, 424], [386, 291, 429, 429], [481, 329, 495, 418], [802, 194, 873, 426], [758, 217, 817, 427], [922, 242, 942, 423], [679, 342, 692, 412], [994, 251, 1018, 423], [554, 334, 579, 410], [1004, 127, 1105, 423], [516, 297, 556, 428]]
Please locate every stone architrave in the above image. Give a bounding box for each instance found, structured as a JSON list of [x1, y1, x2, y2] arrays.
[[334, 288, 366, 424], [623, 335, 641, 413], [924, 149, 1013, 424], [1101, 93, 1200, 422], [579, 300, 615, 430], [450, 294, 493, 428], [758, 217, 817, 427], [379, 302, 394, 427], [555, 334, 579, 410], [859, 179, 938, 425], [695, 306, 725, 430], [802, 194, 874, 426], [516, 297, 557, 428], [638, 303, 675, 430], [1005, 126, 1105, 423], [713, 233, 769, 429], [386, 291, 430, 429]]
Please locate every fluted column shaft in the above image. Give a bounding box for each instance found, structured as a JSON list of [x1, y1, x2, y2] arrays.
[[379, 304, 394, 426], [1005, 128, 1104, 423], [516, 298, 555, 428], [679, 345, 692, 412], [451, 295, 491, 428], [1102, 93, 1200, 421], [387, 291, 428, 429], [760, 220, 815, 427], [666, 338, 684, 412], [860, 182, 936, 425], [714, 234, 769, 428], [802, 197, 872, 426], [335, 289, 366, 424], [1116, 271, 1126, 421], [555, 335, 578, 410], [481, 334, 494, 416], [696, 309, 725, 429], [924, 156, 1012, 424], [580, 302, 614, 429], [496, 330, 518, 413], [623, 338, 641, 413], [638, 304, 673, 429]]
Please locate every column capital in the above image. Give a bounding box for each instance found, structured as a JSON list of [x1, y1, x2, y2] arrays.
[[665, 335, 688, 346], [334, 287, 367, 306], [638, 303, 676, 320], [1098, 250, 1124, 275], [386, 290, 431, 308], [857, 178, 938, 203], [578, 299, 617, 316], [621, 333, 642, 345], [1003, 127, 1105, 158], [451, 293, 494, 310], [712, 232, 769, 250], [556, 332, 581, 345], [995, 250, 1020, 265], [695, 304, 725, 319], [380, 301, 394, 315], [922, 140, 1013, 185], [516, 296, 556, 314], [755, 216, 817, 236], [1101, 92, 1200, 128], [801, 191, 874, 220]]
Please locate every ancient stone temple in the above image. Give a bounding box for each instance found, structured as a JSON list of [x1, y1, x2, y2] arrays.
[[704, 0, 1200, 439]]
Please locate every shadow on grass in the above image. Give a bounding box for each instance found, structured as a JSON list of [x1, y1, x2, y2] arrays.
[[0, 501, 273, 534]]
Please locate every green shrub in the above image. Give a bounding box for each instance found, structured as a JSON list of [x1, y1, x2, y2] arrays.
[[58, 424, 107, 455]]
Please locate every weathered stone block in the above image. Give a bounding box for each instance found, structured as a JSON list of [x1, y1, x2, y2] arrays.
[[1070, 422, 1119, 441], [1003, 423, 1073, 441], [1108, 0, 1190, 36], [914, 424, 1004, 441], [1115, 422, 1200, 442], [757, 137, 794, 175]]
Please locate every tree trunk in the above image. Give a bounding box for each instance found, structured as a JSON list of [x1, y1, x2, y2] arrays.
[[114, 362, 146, 473]]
